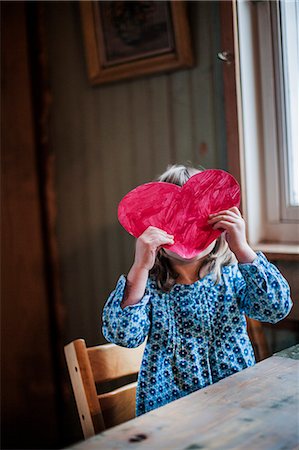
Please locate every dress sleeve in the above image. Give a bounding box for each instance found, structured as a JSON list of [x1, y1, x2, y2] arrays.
[[102, 275, 151, 348], [234, 252, 293, 323]]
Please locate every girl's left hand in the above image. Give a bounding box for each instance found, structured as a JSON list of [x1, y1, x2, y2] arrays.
[[208, 206, 256, 263]]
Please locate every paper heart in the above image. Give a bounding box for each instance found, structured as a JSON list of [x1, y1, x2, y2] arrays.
[[118, 169, 240, 258]]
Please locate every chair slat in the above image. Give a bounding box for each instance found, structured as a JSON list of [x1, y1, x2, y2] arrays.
[[98, 382, 137, 428], [64, 338, 146, 438], [88, 341, 146, 384], [64, 339, 105, 437], [246, 317, 270, 361]]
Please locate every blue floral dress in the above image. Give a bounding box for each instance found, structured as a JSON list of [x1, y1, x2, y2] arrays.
[[102, 252, 292, 416]]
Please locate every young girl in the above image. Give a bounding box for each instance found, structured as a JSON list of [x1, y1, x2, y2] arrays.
[[102, 165, 292, 416]]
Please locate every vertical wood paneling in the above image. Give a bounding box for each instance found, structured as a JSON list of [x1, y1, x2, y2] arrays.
[[45, 1, 227, 346], [1, 3, 59, 447], [148, 75, 173, 176], [190, 1, 217, 170], [211, 2, 228, 169], [47, 2, 93, 342], [170, 70, 195, 164], [129, 78, 155, 185], [98, 86, 123, 283], [80, 90, 108, 341]]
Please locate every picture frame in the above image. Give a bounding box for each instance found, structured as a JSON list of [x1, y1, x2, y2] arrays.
[[79, 1, 194, 85]]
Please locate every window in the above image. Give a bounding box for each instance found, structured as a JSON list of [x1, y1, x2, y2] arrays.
[[236, 0, 299, 253], [278, 0, 299, 215]]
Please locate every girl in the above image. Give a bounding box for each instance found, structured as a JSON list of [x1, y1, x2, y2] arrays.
[[102, 165, 292, 416]]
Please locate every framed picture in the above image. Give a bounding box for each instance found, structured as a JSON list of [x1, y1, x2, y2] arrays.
[[80, 1, 194, 85]]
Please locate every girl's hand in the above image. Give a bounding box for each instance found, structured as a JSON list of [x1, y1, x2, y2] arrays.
[[133, 226, 174, 272], [122, 227, 173, 309], [208, 207, 256, 263]]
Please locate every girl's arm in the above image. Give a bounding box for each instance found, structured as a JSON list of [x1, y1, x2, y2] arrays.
[[234, 252, 292, 323], [121, 226, 174, 308], [102, 226, 174, 347], [208, 207, 292, 322], [102, 274, 152, 348]]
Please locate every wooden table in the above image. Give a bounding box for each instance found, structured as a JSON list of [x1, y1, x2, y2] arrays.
[[68, 345, 299, 450]]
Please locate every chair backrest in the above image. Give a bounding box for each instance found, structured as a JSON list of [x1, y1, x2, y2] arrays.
[[246, 317, 270, 361], [64, 339, 146, 439], [65, 322, 267, 439]]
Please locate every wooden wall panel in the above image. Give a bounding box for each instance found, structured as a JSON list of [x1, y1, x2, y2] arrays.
[[1, 2, 59, 448], [44, 1, 226, 347]]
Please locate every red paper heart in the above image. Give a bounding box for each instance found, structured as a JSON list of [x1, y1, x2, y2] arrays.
[[118, 169, 240, 258]]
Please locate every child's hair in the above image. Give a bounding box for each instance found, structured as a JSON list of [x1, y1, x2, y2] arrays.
[[150, 164, 237, 292]]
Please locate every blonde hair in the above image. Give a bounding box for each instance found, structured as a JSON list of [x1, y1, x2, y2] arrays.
[[150, 164, 236, 291]]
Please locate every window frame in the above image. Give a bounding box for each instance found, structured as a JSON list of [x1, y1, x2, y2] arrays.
[[260, 0, 299, 222], [234, 0, 299, 256], [276, 0, 299, 217]]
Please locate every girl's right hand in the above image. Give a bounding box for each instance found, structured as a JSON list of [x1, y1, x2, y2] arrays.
[[122, 226, 173, 308], [133, 226, 174, 271]]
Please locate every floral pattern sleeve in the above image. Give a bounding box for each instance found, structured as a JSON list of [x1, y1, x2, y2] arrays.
[[102, 275, 151, 348], [235, 252, 292, 323]]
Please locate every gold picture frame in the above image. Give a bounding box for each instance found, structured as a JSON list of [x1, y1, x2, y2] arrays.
[[80, 1, 194, 85]]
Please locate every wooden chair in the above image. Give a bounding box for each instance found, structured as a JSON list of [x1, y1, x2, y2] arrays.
[[64, 339, 146, 439], [246, 317, 270, 361], [65, 322, 268, 440]]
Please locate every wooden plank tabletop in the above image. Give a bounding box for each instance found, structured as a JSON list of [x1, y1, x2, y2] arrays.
[[68, 345, 299, 450]]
